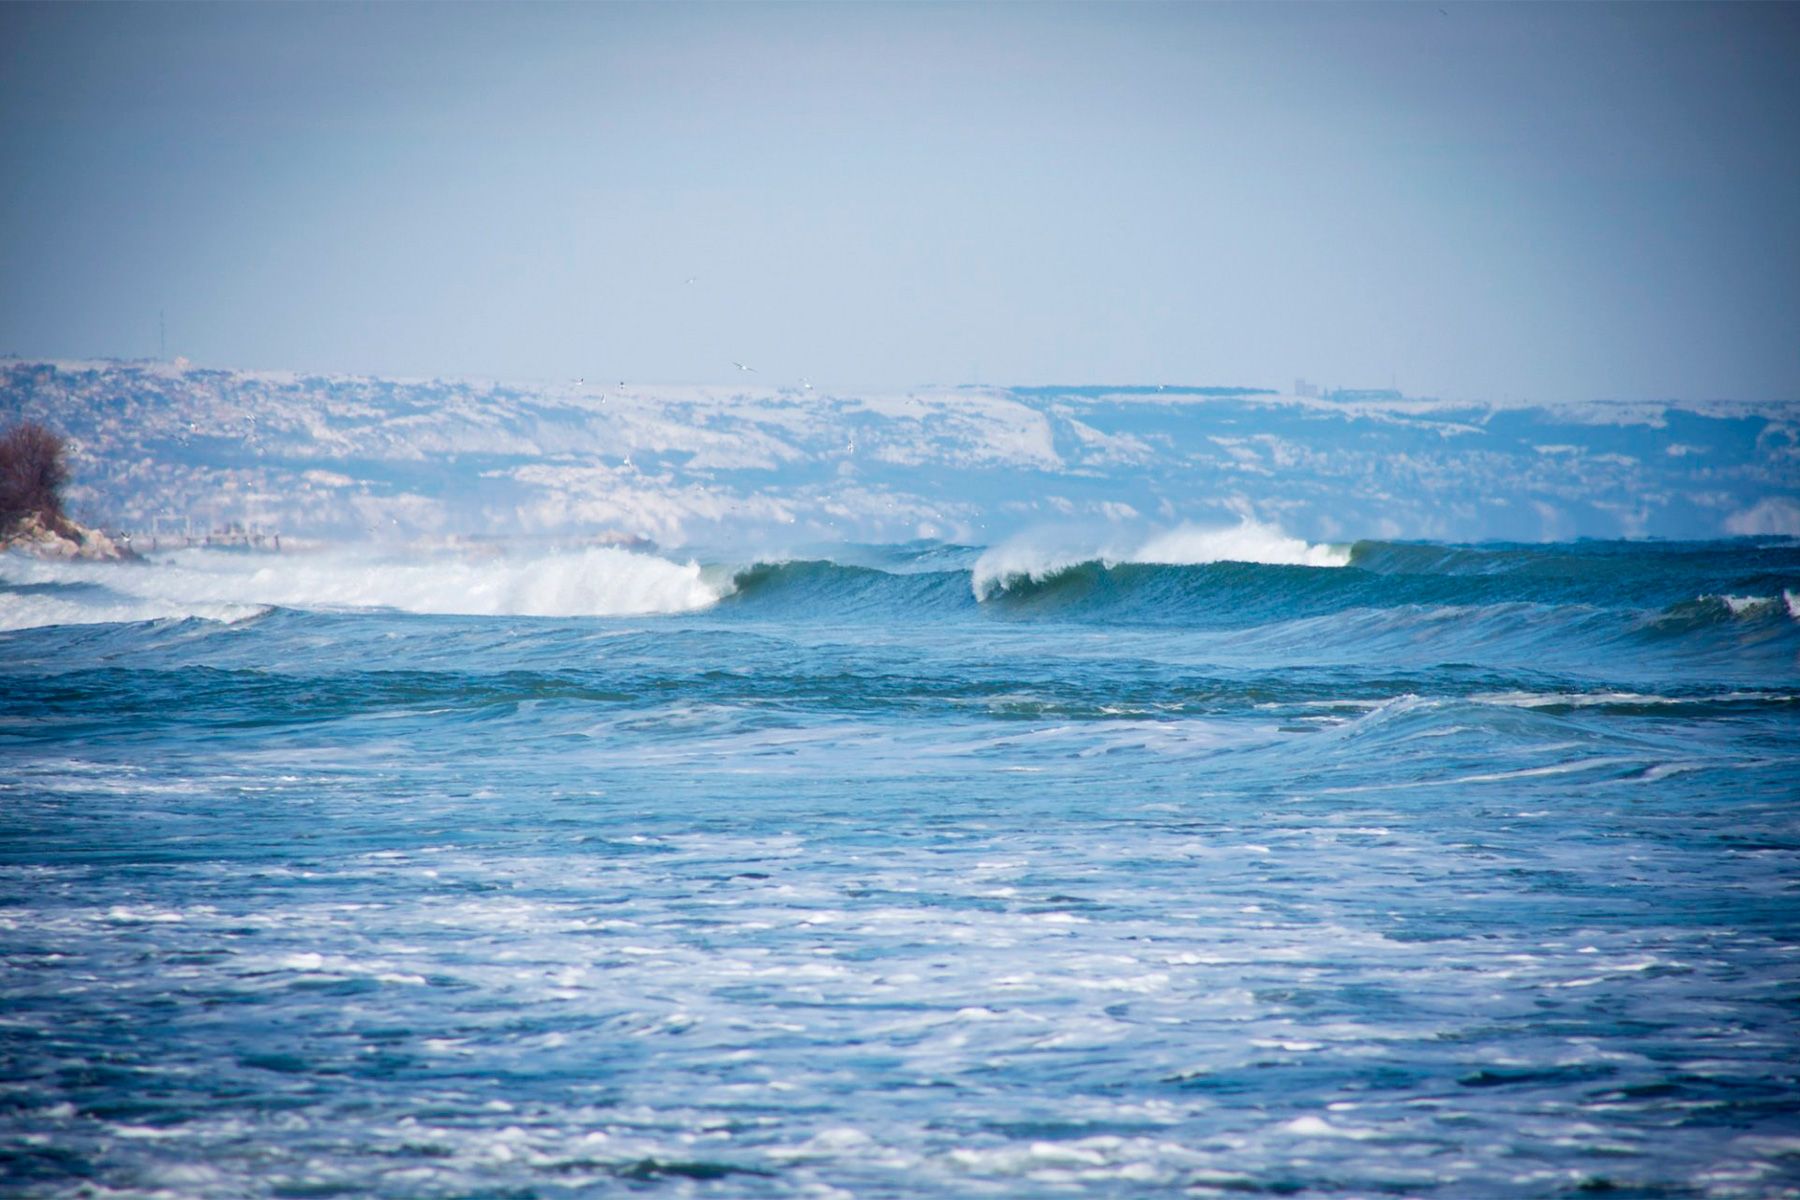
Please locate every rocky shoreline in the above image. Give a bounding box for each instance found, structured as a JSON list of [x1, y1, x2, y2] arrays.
[[0, 511, 135, 561]]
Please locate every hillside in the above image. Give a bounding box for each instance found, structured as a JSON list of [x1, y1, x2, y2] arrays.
[[3, 359, 1794, 547]]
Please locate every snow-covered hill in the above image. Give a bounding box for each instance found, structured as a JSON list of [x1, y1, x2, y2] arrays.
[[4, 359, 1795, 548]]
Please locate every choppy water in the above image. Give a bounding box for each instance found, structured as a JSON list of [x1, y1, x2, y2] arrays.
[[3, 535, 1798, 1198]]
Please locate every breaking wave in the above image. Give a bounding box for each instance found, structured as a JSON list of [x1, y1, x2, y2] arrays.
[[971, 519, 1350, 600], [0, 545, 724, 629], [0, 589, 267, 632], [6, 537, 1797, 655]]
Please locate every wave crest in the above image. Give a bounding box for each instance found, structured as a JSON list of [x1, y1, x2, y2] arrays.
[[971, 519, 1349, 600], [0, 545, 724, 628]]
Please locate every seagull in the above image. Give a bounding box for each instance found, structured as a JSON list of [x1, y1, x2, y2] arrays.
[[684, 276, 698, 285], [732, 361, 756, 373], [800, 377, 814, 391]]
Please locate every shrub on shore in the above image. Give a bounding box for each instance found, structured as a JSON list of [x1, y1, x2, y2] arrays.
[[0, 422, 133, 559], [0, 421, 71, 530]]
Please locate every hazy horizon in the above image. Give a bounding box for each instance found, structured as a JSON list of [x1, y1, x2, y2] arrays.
[[3, 2, 1798, 403]]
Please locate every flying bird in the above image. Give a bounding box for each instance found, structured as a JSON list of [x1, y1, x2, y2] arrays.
[[733, 361, 757, 373]]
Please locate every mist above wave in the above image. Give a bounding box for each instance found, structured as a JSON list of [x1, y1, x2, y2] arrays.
[[970, 519, 1350, 600], [0, 544, 724, 628]]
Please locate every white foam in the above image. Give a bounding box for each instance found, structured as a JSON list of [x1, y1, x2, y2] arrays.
[[0, 590, 267, 632], [971, 518, 1349, 599], [1134, 521, 1351, 569], [1279, 1115, 1383, 1140], [1717, 594, 1776, 616], [1477, 690, 1786, 709], [0, 545, 725, 628]]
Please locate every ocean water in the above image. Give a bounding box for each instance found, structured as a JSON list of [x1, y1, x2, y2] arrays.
[[2, 533, 1798, 1199]]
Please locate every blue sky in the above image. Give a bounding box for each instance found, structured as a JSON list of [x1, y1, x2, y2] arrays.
[[2, 2, 1796, 402]]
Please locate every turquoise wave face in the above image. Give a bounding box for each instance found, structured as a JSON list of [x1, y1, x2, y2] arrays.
[[2, 538, 1798, 1198]]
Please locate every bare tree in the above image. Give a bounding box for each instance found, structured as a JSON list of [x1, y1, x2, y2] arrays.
[[0, 422, 71, 529]]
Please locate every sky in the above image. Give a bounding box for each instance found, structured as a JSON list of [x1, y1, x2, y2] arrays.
[[1, 1, 1797, 403]]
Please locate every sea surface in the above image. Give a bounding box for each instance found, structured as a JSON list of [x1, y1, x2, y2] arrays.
[[2, 534, 1798, 1198]]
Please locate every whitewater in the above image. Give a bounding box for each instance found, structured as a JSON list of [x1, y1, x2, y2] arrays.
[[3, 529, 1799, 1199]]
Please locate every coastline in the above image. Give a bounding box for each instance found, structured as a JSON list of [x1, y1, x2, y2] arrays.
[[0, 511, 135, 561]]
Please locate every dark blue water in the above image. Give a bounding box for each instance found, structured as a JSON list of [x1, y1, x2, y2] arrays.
[[2, 538, 1798, 1198]]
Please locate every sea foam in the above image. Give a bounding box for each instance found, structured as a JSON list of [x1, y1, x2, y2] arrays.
[[970, 518, 1349, 600], [0, 545, 724, 628]]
